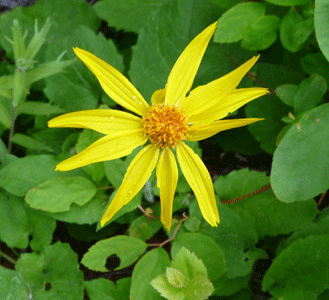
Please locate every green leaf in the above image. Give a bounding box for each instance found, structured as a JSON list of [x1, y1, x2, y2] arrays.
[[293, 74, 327, 115], [262, 235, 329, 296], [0, 154, 80, 196], [130, 0, 225, 102], [25, 176, 97, 212], [264, 0, 311, 5], [47, 195, 105, 225], [212, 275, 249, 297], [276, 84, 299, 107], [93, 0, 165, 32], [280, 9, 314, 53], [128, 215, 162, 240], [0, 100, 11, 128], [171, 233, 225, 280], [191, 199, 267, 278], [245, 63, 302, 153], [0, 267, 31, 300], [11, 133, 54, 152], [44, 25, 123, 112], [315, 0, 329, 62], [76, 129, 104, 182], [214, 2, 266, 43], [271, 103, 329, 202], [215, 169, 318, 238], [0, 0, 100, 60], [104, 159, 128, 189], [277, 207, 329, 254], [85, 278, 131, 300], [301, 52, 329, 85], [241, 15, 281, 51], [15, 242, 84, 300], [130, 247, 171, 300], [15, 101, 65, 116], [81, 235, 147, 272]]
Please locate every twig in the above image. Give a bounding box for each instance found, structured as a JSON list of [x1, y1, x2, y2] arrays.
[[318, 190, 327, 206], [221, 184, 271, 204], [0, 250, 16, 265], [149, 213, 188, 247]]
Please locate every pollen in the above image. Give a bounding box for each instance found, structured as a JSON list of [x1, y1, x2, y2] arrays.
[[142, 104, 189, 148]]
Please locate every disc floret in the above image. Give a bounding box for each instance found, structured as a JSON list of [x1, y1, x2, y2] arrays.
[[142, 104, 189, 148]]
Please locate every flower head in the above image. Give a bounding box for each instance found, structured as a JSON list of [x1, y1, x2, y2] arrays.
[[48, 22, 268, 231]]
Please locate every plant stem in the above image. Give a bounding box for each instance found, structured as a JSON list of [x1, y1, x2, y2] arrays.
[[0, 250, 17, 265], [7, 99, 15, 153]]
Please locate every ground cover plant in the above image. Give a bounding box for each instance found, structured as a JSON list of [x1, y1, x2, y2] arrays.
[[0, 0, 329, 299]]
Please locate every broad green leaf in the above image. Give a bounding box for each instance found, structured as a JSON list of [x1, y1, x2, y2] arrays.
[[128, 215, 162, 240], [81, 235, 147, 272], [11, 133, 54, 152], [44, 25, 124, 112], [245, 63, 302, 153], [215, 169, 318, 238], [264, 0, 311, 5], [280, 9, 314, 53], [293, 74, 327, 115], [15, 101, 65, 116], [214, 2, 266, 43], [171, 233, 226, 280], [93, 0, 165, 32], [212, 275, 249, 297], [241, 15, 281, 51], [208, 0, 243, 9], [315, 0, 329, 62], [130, 0, 229, 102], [276, 84, 298, 107], [85, 278, 131, 300], [46, 195, 105, 225], [104, 159, 128, 189], [25, 176, 97, 213], [16, 242, 84, 300], [0, 267, 31, 300], [0, 154, 79, 197], [190, 198, 267, 278], [130, 247, 171, 300], [277, 207, 329, 254], [271, 103, 329, 202], [76, 129, 104, 182], [263, 235, 329, 296], [301, 52, 329, 85]]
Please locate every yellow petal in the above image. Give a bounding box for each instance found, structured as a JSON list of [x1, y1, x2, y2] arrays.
[[73, 47, 149, 116], [180, 56, 263, 117], [188, 87, 269, 124], [176, 142, 219, 226], [56, 129, 147, 171], [151, 88, 166, 105], [101, 144, 160, 226], [48, 109, 142, 134], [156, 147, 178, 231], [186, 118, 263, 141], [165, 22, 217, 106]]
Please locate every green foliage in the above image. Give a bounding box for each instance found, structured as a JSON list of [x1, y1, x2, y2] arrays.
[[0, 0, 328, 299], [315, 0, 329, 61], [82, 236, 148, 272], [151, 247, 214, 300], [15, 242, 84, 300]]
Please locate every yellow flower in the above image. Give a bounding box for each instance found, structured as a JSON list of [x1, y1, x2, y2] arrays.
[[48, 22, 268, 231]]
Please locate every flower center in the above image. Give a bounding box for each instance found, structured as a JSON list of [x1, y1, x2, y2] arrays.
[[142, 104, 189, 148]]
